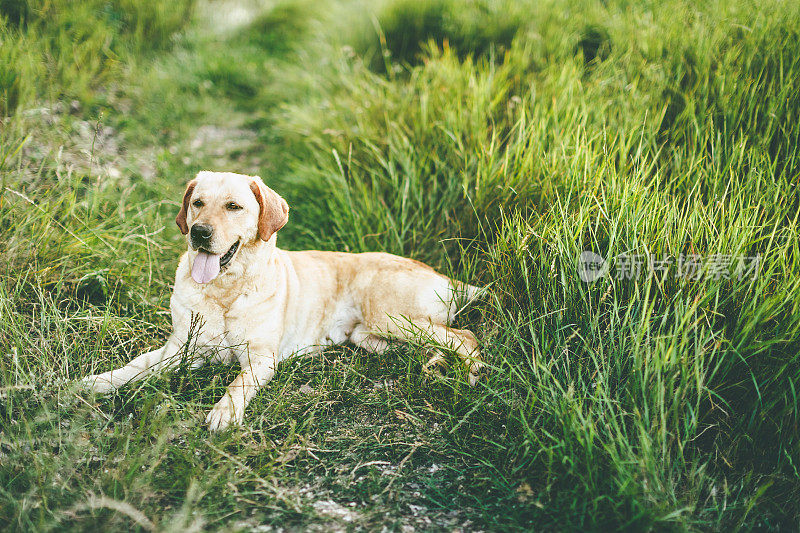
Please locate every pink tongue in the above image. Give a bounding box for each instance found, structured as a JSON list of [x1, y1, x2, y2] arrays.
[[191, 250, 222, 284]]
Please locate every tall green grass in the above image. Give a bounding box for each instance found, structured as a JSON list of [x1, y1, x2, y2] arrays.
[[0, 0, 192, 115], [1, 0, 799, 529], [280, 0, 800, 527]]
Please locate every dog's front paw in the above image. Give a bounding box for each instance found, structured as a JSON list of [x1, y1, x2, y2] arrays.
[[78, 375, 116, 395], [205, 397, 243, 432]]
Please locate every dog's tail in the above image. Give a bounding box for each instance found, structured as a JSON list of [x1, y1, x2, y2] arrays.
[[448, 281, 487, 322]]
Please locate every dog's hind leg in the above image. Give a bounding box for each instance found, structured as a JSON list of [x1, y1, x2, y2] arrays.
[[424, 324, 483, 386], [369, 318, 483, 385], [350, 324, 391, 353]]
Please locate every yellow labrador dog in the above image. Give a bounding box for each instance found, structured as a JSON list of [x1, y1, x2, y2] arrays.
[[81, 171, 482, 431]]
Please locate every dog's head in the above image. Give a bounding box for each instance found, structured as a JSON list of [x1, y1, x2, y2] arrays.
[[175, 171, 289, 284]]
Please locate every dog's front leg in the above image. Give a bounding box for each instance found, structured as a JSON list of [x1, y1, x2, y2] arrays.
[[205, 354, 276, 432], [79, 337, 196, 394]]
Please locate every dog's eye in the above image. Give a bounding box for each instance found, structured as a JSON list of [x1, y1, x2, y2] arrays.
[[226, 202, 242, 211], [192, 200, 204, 208]]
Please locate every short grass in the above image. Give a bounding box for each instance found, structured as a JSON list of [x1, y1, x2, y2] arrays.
[[1, 0, 799, 530]]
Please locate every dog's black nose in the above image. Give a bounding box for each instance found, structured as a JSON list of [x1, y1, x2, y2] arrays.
[[190, 224, 213, 244]]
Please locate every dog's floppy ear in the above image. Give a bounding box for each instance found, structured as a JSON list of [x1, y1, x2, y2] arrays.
[[250, 179, 289, 241], [175, 180, 197, 235]]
